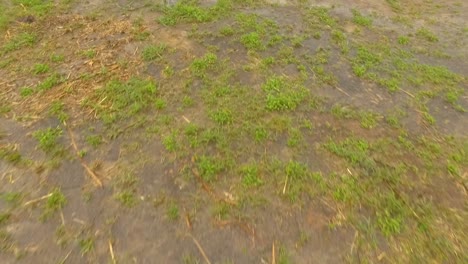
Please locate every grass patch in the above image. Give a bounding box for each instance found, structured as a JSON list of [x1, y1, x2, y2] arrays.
[[32, 63, 50, 74], [324, 137, 375, 169], [211, 109, 233, 125], [36, 73, 63, 91], [190, 52, 218, 78], [81, 49, 96, 59], [386, 0, 401, 11], [262, 76, 307, 111], [304, 6, 336, 28], [158, 0, 236, 26], [416, 28, 439, 42], [79, 237, 94, 255], [352, 46, 382, 77], [48, 101, 68, 123], [85, 135, 102, 148], [159, 2, 212, 26], [114, 173, 138, 207], [116, 190, 136, 207], [1, 33, 37, 54], [32, 127, 62, 154], [278, 246, 292, 264], [352, 9, 372, 27], [142, 44, 167, 61], [241, 164, 263, 188], [86, 78, 157, 125], [166, 202, 179, 220], [0, 213, 10, 226], [240, 32, 264, 51], [197, 155, 223, 183], [50, 54, 65, 62], [162, 132, 178, 152], [397, 35, 410, 45], [42, 188, 67, 220], [13, 0, 53, 15], [331, 105, 379, 129], [1, 192, 22, 204], [0, 146, 22, 165], [283, 160, 316, 202]]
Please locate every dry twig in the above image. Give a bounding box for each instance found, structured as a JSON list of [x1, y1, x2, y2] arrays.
[[23, 193, 53, 207], [272, 241, 276, 264], [109, 240, 116, 264], [191, 168, 237, 205], [187, 234, 211, 264], [65, 124, 103, 187]]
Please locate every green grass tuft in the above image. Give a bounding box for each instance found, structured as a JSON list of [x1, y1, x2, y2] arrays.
[[352, 9, 372, 27], [191, 52, 218, 78], [416, 28, 439, 42], [42, 188, 67, 219], [197, 156, 223, 183], [241, 164, 263, 188], [211, 109, 233, 125], [142, 44, 167, 61], [262, 76, 307, 111], [87, 78, 157, 124], [240, 32, 264, 51], [32, 127, 62, 154], [2, 33, 37, 54], [33, 63, 50, 74]]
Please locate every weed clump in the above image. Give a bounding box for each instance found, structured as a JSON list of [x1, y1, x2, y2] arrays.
[[262, 76, 307, 111]]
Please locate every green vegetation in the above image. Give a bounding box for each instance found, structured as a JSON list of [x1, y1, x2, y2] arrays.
[[86, 78, 157, 124], [325, 137, 373, 168], [32, 127, 63, 154], [0, 146, 22, 165], [50, 54, 65, 62], [304, 6, 336, 28], [191, 52, 218, 78], [397, 35, 410, 45], [278, 246, 291, 264], [159, 2, 211, 26], [79, 237, 94, 255], [240, 32, 264, 51], [166, 202, 179, 220], [211, 109, 233, 125], [283, 160, 317, 202], [1, 192, 22, 204], [0, 1, 466, 263], [352, 46, 381, 77], [116, 190, 136, 207], [0, 213, 10, 225], [81, 49, 96, 59], [1, 33, 37, 53], [42, 188, 67, 219], [416, 27, 439, 42], [197, 155, 223, 183], [331, 105, 379, 129], [85, 135, 103, 148], [48, 101, 69, 123], [352, 9, 372, 27], [162, 132, 178, 151], [36, 73, 63, 91], [154, 98, 167, 110], [386, 0, 401, 11], [262, 76, 307, 111], [33, 63, 50, 74], [241, 164, 263, 188], [142, 44, 167, 61], [114, 172, 138, 207]]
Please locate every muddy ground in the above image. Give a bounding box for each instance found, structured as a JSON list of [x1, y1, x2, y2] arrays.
[[0, 0, 467, 263]]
